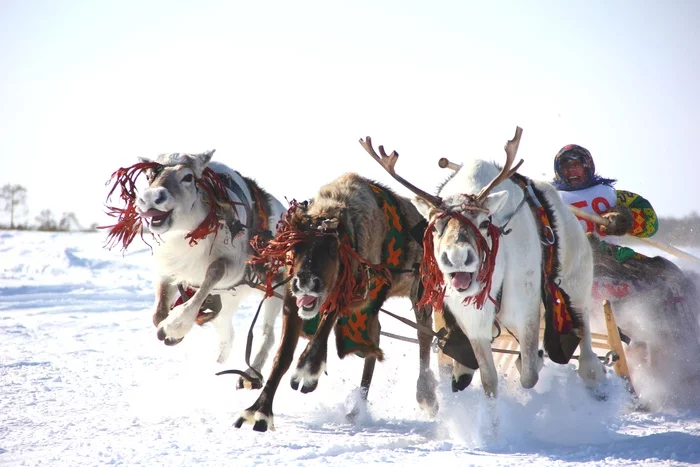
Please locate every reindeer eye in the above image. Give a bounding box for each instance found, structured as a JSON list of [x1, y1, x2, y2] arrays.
[[432, 218, 447, 236], [181, 174, 194, 183], [479, 220, 490, 230]]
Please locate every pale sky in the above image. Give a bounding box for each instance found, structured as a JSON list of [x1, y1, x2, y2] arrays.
[[1, 0, 699, 230]]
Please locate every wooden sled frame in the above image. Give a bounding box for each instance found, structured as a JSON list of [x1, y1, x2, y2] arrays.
[[434, 300, 633, 387]]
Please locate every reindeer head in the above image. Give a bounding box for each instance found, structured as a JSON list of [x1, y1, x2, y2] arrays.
[[252, 200, 377, 321], [285, 203, 344, 319], [360, 127, 523, 310], [413, 191, 508, 301], [135, 150, 215, 235]]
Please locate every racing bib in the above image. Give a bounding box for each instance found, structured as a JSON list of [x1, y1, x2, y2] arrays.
[[559, 185, 617, 240]]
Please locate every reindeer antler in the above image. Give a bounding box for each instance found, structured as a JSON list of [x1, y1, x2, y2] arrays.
[[359, 136, 443, 207], [475, 126, 525, 202]]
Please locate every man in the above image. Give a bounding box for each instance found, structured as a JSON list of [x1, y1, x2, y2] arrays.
[[554, 144, 657, 250], [553, 144, 697, 345]]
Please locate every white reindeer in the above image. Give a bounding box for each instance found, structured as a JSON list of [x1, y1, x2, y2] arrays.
[[366, 128, 605, 397], [105, 150, 285, 387]]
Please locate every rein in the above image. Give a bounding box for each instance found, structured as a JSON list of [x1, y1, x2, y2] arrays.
[[215, 275, 291, 385], [379, 305, 616, 366]]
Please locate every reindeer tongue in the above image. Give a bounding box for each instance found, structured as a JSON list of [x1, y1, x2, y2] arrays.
[[452, 272, 472, 290], [296, 295, 317, 308]]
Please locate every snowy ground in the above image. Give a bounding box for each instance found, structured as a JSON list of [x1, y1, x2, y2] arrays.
[[2, 230, 700, 466]]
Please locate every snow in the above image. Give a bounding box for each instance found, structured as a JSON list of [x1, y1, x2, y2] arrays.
[[2, 230, 700, 466]]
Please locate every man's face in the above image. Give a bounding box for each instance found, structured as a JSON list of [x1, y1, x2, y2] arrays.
[[560, 158, 587, 188]]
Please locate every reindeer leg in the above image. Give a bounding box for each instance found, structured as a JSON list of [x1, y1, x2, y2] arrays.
[[433, 308, 453, 380], [514, 297, 544, 389], [238, 290, 284, 390], [576, 308, 606, 389], [360, 311, 380, 399], [209, 292, 245, 366], [236, 292, 302, 432], [157, 258, 228, 344], [442, 305, 477, 392], [291, 309, 339, 393], [472, 338, 498, 398], [414, 303, 439, 416], [152, 278, 176, 327], [346, 312, 380, 422]]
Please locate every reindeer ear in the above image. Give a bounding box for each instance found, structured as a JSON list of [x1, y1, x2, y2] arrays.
[[483, 190, 509, 215], [200, 149, 215, 165], [191, 150, 215, 178], [412, 197, 434, 220]]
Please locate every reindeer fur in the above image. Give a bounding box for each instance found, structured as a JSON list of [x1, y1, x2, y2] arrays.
[[414, 159, 605, 397], [236, 173, 437, 432], [136, 150, 285, 387]]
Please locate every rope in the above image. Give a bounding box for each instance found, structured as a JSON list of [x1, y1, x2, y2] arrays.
[[215, 275, 291, 384], [377, 306, 616, 366]]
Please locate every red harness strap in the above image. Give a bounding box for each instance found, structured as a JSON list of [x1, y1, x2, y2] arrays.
[[513, 177, 574, 335], [418, 208, 501, 313]]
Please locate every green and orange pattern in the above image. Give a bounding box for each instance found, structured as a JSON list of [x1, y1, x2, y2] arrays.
[[615, 190, 658, 238], [304, 184, 407, 359]]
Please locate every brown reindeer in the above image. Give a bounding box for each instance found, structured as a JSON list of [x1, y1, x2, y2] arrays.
[[235, 173, 438, 432]]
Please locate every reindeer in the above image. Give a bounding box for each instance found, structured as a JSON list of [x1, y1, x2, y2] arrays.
[[103, 150, 285, 388], [363, 128, 606, 398], [235, 173, 438, 432]]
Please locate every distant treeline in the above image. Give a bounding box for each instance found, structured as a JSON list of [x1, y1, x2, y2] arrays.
[[1, 183, 98, 232], [655, 212, 700, 247]]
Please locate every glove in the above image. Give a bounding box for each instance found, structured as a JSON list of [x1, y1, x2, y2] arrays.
[[600, 205, 634, 236]]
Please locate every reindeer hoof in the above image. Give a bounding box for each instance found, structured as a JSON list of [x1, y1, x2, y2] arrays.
[[300, 381, 318, 394], [290, 378, 300, 391], [253, 420, 269, 432], [452, 373, 473, 392], [157, 326, 184, 345], [164, 336, 184, 346], [234, 417, 245, 429]]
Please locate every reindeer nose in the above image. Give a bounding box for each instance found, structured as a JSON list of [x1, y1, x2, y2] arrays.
[[442, 248, 476, 269], [463, 249, 475, 267], [153, 188, 167, 206], [141, 187, 169, 207], [294, 273, 321, 293], [441, 252, 453, 268]]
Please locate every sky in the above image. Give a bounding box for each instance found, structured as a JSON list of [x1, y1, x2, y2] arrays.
[[2, 229, 700, 465], [1, 0, 699, 229]]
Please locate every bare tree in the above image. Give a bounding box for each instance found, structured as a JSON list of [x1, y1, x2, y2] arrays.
[[0, 184, 27, 229], [36, 209, 57, 231], [58, 212, 81, 231]]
